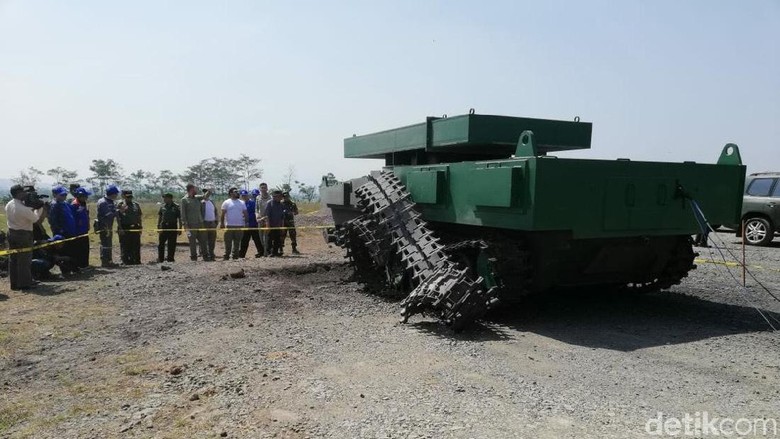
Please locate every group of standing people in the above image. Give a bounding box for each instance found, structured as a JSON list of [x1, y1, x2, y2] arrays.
[[176, 182, 299, 262], [93, 182, 300, 266], [95, 185, 146, 266], [91, 182, 300, 266], [4, 184, 92, 290], [4, 181, 301, 291]]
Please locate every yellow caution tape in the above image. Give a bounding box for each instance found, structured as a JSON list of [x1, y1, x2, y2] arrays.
[[0, 225, 336, 256], [694, 258, 780, 273], [0, 233, 91, 256], [119, 225, 334, 232], [694, 257, 741, 268]]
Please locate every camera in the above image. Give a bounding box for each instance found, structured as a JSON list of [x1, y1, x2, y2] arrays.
[[21, 185, 49, 209]]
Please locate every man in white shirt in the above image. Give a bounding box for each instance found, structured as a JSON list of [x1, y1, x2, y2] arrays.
[[220, 187, 247, 260], [5, 185, 44, 290]]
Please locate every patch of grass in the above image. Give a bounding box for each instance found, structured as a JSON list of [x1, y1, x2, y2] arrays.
[[28, 413, 68, 431], [122, 365, 149, 376], [0, 404, 31, 434], [298, 201, 320, 214], [0, 329, 9, 345], [0, 326, 34, 360], [0, 301, 112, 362], [113, 349, 164, 376]]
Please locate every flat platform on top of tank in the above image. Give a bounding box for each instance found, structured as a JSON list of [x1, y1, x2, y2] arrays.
[[344, 113, 593, 158]]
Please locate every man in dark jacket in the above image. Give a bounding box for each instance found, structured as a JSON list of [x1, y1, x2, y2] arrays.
[[70, 187, 91, 268], [157, 193, 181, 262], [31, 231, 78, 278], [263, 190, 287, 257], [49, 186, 76, 238], [116, 189, 143, 265], [239, 189, 263, 258], [48, 185, 76, 264], [281, 191, 300, 255]]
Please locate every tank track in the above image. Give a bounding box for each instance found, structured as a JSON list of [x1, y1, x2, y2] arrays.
[[339, 171, 500, 330], [625, 235, 696, 293]]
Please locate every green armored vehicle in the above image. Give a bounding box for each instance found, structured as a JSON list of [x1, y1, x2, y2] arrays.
[[321, 113, 746, 329]]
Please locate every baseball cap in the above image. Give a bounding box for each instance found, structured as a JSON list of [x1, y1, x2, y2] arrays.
[[239, 189, 249, 196], [106, 185, 120, 195], [52, 186, 68, 196], [251, 188, 260, 196], [75, 187, 91, 197], [121, 189, 133, 196]]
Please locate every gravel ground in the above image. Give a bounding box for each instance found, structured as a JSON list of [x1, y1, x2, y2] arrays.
[[1, 230, 779, 438]]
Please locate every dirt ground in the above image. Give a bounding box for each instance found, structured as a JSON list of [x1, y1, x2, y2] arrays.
[[1, 229, 779, 438]]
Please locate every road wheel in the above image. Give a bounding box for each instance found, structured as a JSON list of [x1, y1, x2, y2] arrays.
[[743, 217, 774, 246]]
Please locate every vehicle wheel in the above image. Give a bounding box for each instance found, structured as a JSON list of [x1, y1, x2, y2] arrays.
[[743, 217, 774, 246]]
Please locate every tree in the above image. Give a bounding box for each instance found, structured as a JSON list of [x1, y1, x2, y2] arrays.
[[295, 182, 318, 202], [147, 169, 180, 196], [88, 159, 123, 195], [158, 170, 180, 192], [179, 160, 211, 190], [11, 167, 44, 187], [209, 157, 242, 194], [46, 167, 78, 185], [126, 169, 153, 193], [235, 154, 263, 190], [274, 165, 295, 194], [180, 157, 242, 195], [145, 170, 179, 196]]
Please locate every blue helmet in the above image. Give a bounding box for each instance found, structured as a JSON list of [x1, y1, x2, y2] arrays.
[[106, 185, 119, 195], [75, 187, 91, 197], [251, 188, 260, 196], [52, 185, 68, 197], [239, 189, 249, 196]]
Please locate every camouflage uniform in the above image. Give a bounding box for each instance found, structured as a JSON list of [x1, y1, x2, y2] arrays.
[[158, 200, 181, 262], [116, 194, 143, 265], [281, 196, 299, 254]]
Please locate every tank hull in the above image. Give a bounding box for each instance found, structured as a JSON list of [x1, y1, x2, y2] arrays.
[[320, 114, 746, 328]]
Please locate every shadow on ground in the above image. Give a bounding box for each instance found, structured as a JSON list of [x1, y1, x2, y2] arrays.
[[490, 288, 779, 351], [409, 320, 512, 342]]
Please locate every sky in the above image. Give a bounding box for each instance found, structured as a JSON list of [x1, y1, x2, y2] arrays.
[[0, 0, 778, 189]]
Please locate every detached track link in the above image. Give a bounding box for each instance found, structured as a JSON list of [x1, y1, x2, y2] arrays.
[[342, 171, 499, 330]]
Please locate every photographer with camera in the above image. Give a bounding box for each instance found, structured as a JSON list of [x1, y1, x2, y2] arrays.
[[4, 184, 45, 290]]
